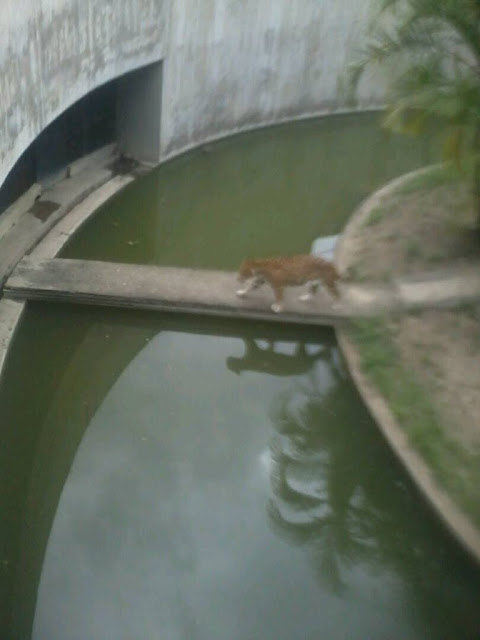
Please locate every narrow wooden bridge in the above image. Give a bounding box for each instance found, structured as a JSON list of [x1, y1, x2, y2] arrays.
[[4, 257, 480, 326]]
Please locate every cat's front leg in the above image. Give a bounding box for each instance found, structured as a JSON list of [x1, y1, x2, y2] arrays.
[[299, 281, 319, 302], [236, 276, 264, 297], [270, 283, 284, 313]]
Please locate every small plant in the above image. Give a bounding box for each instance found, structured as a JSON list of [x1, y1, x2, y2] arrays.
[[404, 237, 423, 259], [364, 205, 388, 227], [425, 251, 446, 263], [348, 317, 397, 373], [345, 263, 366, 282], [419, 352, 442, 376], [395, 164, 459, 196], [457, 302, 480, 320]]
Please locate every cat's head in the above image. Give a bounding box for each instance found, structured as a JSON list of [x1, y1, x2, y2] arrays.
[[237, 259, 256, 281]]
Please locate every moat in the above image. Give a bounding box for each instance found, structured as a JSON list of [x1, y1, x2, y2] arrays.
[[2, 114, 480, 639]]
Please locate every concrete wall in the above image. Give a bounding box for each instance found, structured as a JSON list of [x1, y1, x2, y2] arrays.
[[0, 0, 170, 188], [161, 0, 380, 157], [0, 0, 382, 190], [117, 62, 163, 164]]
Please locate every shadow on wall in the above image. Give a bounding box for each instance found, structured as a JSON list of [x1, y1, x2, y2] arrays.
[[0, 82, 117, 214]]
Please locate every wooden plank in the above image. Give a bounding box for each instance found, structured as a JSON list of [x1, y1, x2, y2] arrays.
[[3, 257, 352, 326]]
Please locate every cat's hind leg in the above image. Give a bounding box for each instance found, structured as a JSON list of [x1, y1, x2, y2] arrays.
[[324, 275, 343, 310], [325, 275, 341, 298]]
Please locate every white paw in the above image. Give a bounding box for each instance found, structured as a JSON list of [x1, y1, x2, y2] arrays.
[[271, 303, 283, 313], [236, 289, 247, 297], [299, 293, 313, 302]]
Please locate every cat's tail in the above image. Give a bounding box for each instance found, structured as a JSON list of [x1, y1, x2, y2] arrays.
[[337, 264, 355, 283], [327, 264, 342, 297]]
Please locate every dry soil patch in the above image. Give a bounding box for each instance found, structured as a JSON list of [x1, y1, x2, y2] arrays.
[[343, 166, 480, 507]]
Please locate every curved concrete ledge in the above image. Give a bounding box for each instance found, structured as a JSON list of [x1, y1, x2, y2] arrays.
[[0, 168, 135, 387], [159, 106, 384, 163], [335, 167, 480, 566], [0, 145, 121, 287]]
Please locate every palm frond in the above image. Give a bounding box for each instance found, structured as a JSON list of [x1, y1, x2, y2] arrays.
[[345, 0, 480, 224]]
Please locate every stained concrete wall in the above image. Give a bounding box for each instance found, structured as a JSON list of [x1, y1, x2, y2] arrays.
[[0, 0, 170, 188], [161, 0, 380, 157], [117, 62, 163, 164], [0, 0, 381, 191]]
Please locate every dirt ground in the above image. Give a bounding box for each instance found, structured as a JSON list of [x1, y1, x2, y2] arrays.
[[343, 172, 480, 454], [394, 307, 480, 448]]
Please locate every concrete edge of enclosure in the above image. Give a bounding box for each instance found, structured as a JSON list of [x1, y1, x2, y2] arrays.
[[1, 0, 384, 191], [0, 159, 136, 386], [335, 170, 480, 567]]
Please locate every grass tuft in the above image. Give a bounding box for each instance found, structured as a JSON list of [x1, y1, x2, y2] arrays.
[[404, 237, 423, 259], [364, 205, 389, 227], [394, 163, 460, 195]]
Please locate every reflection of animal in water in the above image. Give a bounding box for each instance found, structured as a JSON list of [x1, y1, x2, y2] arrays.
[[227, 338, 326, 376], [236, 255, 341, 312]]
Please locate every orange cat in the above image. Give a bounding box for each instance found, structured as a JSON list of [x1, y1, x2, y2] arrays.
[[236, 254, 341, 313]]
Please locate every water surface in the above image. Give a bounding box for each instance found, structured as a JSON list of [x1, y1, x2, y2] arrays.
[[0, 307, 478, 639], [1, 115, 479, 639], [62, 113, 438, 269]]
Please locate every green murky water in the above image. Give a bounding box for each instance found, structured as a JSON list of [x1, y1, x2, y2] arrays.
[[61, 112, 438, 269], [1, 114, 480, 639]]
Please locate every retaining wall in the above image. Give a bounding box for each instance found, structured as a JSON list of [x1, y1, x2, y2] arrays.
[[161, 0, 381, 156], [0, 0, 169, 188], [1, 0, 382, 190]]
